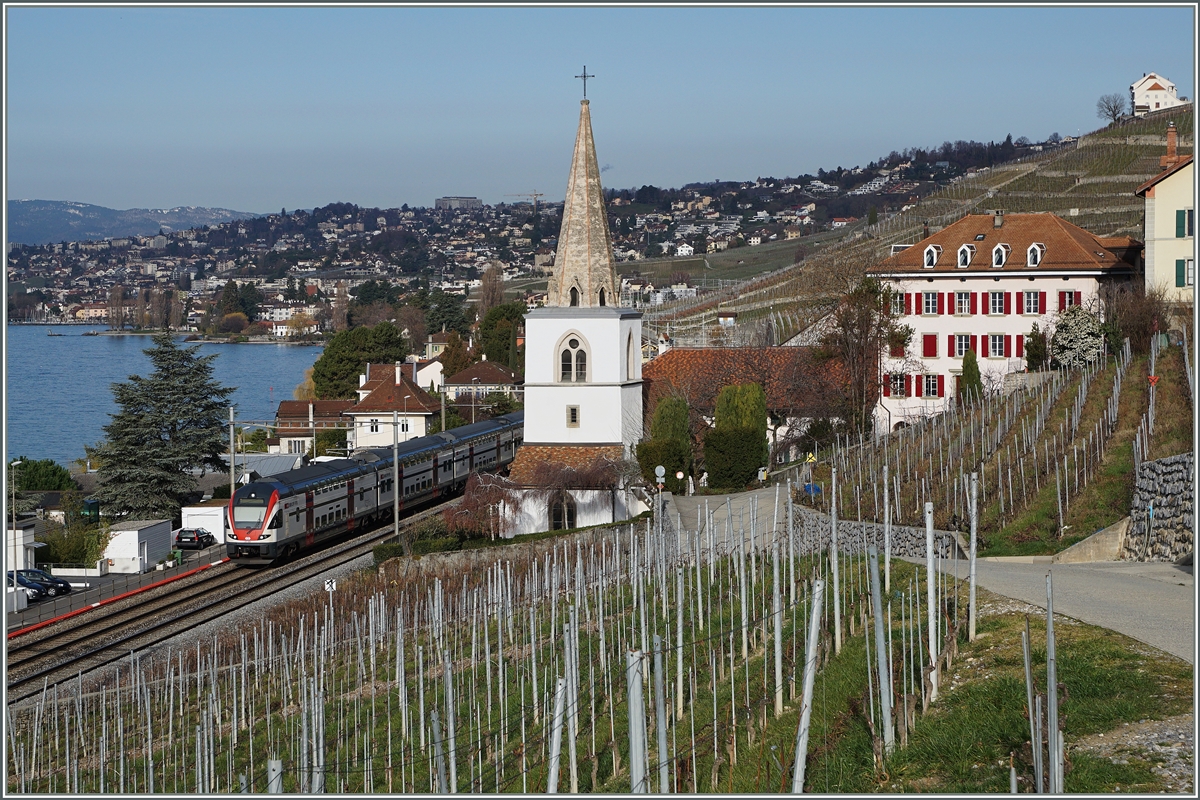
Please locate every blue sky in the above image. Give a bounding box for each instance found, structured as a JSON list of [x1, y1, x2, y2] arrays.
[[5, 5, 1195, 214]]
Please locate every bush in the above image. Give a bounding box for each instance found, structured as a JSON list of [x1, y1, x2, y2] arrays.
[[412, 537, 460, 555], [635, 437, 691, 493], [372, 541, 407, 566], [703, 425, 762, 489]]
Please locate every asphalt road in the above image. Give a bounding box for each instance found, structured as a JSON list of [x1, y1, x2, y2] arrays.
[[934, 558, 1195, 664]]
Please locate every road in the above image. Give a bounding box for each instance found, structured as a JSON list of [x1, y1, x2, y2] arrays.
[[932, 558, 1195, 664]]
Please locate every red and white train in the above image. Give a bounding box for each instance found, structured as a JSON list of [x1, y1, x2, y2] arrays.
[[226, 412, 523, 564]]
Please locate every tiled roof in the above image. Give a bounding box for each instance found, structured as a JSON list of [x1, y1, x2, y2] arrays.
[[642, 347, 844, 415], [1135, 155, 1193, 196], [872, 214, 1141, 273], [444, 360, 522, 386], [350, 364, 441, 414], [275, 400, 354, 422], [508, 445, 625, 486]]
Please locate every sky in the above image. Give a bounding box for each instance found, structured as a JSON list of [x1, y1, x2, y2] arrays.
[[4, 5, 1196, 215]]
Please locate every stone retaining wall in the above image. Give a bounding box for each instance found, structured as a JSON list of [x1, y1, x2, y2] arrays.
[[1122, 452, 1194, 562], [792, 506, 967, 560]]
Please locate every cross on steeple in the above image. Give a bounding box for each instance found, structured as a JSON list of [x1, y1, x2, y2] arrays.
[[575, 66, 594, 98]]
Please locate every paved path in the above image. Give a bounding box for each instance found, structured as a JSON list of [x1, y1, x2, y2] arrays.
[[921, 557, 1195, 663]]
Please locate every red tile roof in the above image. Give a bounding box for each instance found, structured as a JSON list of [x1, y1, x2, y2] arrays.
[[1135, 155, 1193, 196], [508, 445, 625, 486], [872, 213, 1140, 273], [350, 364, 441, 414], [274, 400, 354, 430]]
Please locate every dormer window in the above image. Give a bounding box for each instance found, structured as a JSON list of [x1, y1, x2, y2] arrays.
[[923, 244, 942, 268], [1027, 243, 1045, 267], [992, 244, 1011, 268], [957, 244, 975, 268]]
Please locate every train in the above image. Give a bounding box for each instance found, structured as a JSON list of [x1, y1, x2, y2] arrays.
[[226, 411, 523, 564]]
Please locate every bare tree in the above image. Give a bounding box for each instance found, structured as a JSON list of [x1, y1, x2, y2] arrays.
[[1096, 93, 1127, 125], [397, 305, 427, 355], [479, 263, 505, 319]]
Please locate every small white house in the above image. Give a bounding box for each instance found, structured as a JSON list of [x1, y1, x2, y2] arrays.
[[1130, 72, 1187, 116], [181, 500, 230, 542], [102, 519, 173, 574]]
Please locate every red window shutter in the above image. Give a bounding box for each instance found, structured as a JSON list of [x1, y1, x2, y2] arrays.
[[904, 293, 912, 315], [948, 334, 955, 357], [1074, 290, 1081, 306], [906, 375, 913, 397], [937, 374, 945, 397], [1016, 335, 1024, 357], [971, 335, 978, 354], [1004, 335, 1012, 357], [1039, 291, 1046, 313], [937, 293, 945, 315], [1004, 292, 1011, 314], [981, 291, 988, 313], [923, 334, 937, 357], [1058, 291, 1065, 310], [969, 292, 977, 315], [913, 374, 922, 397], [882, 378, 891, 397]]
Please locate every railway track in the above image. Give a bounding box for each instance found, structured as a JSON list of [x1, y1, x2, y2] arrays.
[[5, 498, 457, 705]]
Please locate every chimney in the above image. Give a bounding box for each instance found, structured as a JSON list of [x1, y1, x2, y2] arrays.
[[308, 402, 314, 426], [395, 361, 402, 386], [922, 221, 930, 239], [482, 353, 487, 361], [1160, 122, 1178, 169], [993, 211, 1004, 229], [366, 363, 371, 382], [412, 360, 417, 382]]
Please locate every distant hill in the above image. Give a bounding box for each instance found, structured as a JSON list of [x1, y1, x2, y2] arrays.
[[6, 200, 260, 245]]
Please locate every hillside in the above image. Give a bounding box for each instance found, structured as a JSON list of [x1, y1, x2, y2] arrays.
[[6, 199, 259, 245], [639, 108, 1193, 346]]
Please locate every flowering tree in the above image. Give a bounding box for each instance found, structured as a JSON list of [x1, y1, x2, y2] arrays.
[[1051, 306, 1103, 367]]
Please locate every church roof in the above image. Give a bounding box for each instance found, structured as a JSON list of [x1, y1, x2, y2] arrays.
[[547, 100, 619, 308], [508, 444, 625, 486]]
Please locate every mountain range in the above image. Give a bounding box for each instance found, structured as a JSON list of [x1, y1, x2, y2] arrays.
[[7, 199, 260, 246]]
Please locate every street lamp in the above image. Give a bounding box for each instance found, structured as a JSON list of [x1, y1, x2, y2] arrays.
[[9, 459, 25, 577]]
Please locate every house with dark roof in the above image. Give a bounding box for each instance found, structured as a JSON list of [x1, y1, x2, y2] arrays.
[[869, 211, 1140, 431], [273, 400, 355, 455], [347, 362, 441, 448], [442, 357, 523, 401]]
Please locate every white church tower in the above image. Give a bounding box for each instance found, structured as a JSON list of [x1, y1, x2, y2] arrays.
[[504, 98, 646, 534], [522, 98, 643, 455]]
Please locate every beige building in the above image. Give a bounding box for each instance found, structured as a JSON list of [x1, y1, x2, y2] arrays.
[[1135, 121, 1194, 306]]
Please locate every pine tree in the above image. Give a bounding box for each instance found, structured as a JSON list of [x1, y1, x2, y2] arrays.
[[960, 349, 984, 403], [91, 333, 233, 520]]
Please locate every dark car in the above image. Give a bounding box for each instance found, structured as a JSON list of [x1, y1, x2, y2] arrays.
[[16, 568, 72, 597], [174, 528, 217, 549], [7, 572, 46, 601]]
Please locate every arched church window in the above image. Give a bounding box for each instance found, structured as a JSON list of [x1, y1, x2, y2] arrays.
[[570, 287, 579, 306], [550, 493, 577, 530], [599, 288, 606, 306], [558, 335, 589, 383]]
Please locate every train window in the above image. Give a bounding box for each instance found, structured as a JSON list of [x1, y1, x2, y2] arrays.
[[268, 511, 282, 529]]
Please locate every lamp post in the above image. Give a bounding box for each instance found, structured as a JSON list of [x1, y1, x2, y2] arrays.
[[9, 460, 25, 576]]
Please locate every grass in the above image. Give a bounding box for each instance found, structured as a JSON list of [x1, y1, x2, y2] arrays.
[[1148, 343, 1194, 460], [804, 577, 1193, 793]]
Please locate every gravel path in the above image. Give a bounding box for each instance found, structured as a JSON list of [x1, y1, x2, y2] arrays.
[[1070, 714, 1195, 793]]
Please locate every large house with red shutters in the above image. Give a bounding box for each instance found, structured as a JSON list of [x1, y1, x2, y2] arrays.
[[869, 212, 1141, 431]]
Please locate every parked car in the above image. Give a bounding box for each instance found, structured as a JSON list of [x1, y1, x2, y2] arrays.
[[174, 528, 216, 549], [7, 572, 46, 602], [16, 568, 72, 596]]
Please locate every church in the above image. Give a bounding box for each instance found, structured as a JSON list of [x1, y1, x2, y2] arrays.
[[502, 97, 648, 535]]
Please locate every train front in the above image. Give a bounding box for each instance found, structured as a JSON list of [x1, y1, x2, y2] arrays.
[[227, 482, 282, 562]]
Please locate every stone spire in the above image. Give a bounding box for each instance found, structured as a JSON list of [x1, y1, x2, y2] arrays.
[[547, 100, 618, 308]]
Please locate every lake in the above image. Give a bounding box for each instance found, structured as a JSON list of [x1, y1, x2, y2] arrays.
[[5, 325, 324, 467]]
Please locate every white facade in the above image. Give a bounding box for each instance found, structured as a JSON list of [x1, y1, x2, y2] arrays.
[[5, 520, 39, 572], [502, 489, 644, 539], [102, 519, 173, 573], [1138, 159, 1194, 305], [522, 307, 643, 455], [1130, 73, 1186, 116], [181, 503, 230, 541], [876, 277, 1100, 430], [348, 413, 430, 450]]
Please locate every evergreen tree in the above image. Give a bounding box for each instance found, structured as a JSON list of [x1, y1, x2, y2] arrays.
[[311, 321, 410, 399], [219, 280, 242, 317], [238, 282, 264, 322], [479, 301, 526, 368], [91, 334, 233, 520], [960, 349, 984, 403], [439, 331, 473, 378], [10, 457, 79, 491]]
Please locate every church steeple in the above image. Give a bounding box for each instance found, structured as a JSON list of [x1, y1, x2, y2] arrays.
[[547, 99, 618, 308]]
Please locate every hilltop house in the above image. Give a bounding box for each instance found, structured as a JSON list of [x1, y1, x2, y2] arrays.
[[1130, 73, 1187, 116], [870, 212, 1141, 431]]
